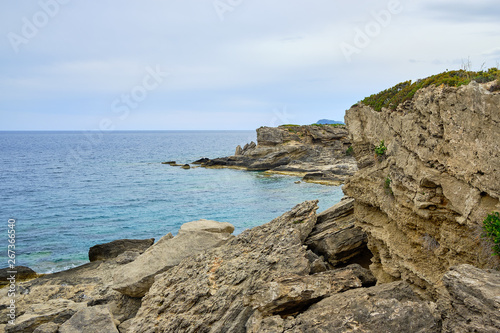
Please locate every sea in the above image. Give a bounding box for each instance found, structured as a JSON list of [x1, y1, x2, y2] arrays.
[[0, 131, 344, 273]]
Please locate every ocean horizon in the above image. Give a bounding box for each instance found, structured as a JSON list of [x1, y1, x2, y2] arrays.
[[1, 130, 343, 273]]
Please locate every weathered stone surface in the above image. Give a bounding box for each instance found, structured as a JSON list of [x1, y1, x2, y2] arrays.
[[246, 264, 375, 317], [235, 145, 243, 155], [32, 322, 59, 333], [5, 299, 86, 333], [201, 125, 357, 185], [88, 238, 154, 262], [440, 264, 500, 333], [58, 305, 119, 333], [247, 281, 441, 333], [344, 81, 500, 298], [305, 197, 369, 267], [126, 201, 336, 333], [114, 251, 140, 265], [0, 257, 141, 331], [113, 220, 234, 297], [0, 266, 37, 285]]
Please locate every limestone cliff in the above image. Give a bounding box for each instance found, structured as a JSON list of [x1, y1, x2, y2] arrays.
[[200, 125, 357, 185], [344, 80, 500, 299]]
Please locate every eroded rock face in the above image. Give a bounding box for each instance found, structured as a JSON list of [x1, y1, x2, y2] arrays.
[[201, 125, 357, 185], [344, 81, 500, 298], [112, 220, 235, 298]]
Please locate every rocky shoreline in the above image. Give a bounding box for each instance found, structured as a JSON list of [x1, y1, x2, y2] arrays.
[[2, 79, 500, 332], [166, 124, 358, 185]]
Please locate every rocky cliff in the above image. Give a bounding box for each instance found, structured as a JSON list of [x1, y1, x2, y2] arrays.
[[344, 80, 500, 299], [200, 125, 357, 185]]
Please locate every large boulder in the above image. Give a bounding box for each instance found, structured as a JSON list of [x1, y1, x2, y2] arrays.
[[112, 220, 235, 298], [440, 264, 500, 333], [58, 306, 119, 333], [126, 201, 321, 332], [88, 238, 154, 262], [305, 197, 369, 267], [5, 300, 86, 333], [247, 281, 442, 332]]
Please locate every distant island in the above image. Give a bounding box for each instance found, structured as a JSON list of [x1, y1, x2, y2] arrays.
[[315, 119, 344, 125]]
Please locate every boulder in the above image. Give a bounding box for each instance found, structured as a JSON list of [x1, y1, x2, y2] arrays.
[[305, 197, 369, 267], [58, 306, 119, 333], [181, 164, 191, 169], [112, 220, 235, 297], [5, 300, 86, 333], [246, 264, 375, 317], [126, 201, 321, 332], [0, 266, 37, 285], [440, 264, 500, 333], [235, 145, 243, 155], [247, 281, 441, 332], [88, 238, 154, 262]]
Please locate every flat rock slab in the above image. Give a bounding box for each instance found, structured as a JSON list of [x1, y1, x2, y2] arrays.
[[113, 220, 234, 298]]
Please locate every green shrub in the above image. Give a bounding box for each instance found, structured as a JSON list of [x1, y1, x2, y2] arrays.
[[362, 68, 500, 112], [482, 212, 500, 256], [384, 176, 393, 195], [346, 146, 354, 156], [374, 140, 387, 156]]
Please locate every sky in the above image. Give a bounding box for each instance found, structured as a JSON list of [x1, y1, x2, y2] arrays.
[[1, 0, 499, 130]]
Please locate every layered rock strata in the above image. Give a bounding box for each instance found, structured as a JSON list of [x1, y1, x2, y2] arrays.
[[199, 125, 357, 185], [344, 81, 500, 299]]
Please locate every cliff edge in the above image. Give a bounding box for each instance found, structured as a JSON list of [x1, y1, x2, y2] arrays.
[[344, 79, 500, 299]]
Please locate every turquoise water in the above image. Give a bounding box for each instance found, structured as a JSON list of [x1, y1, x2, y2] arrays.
[[1, 131, 343, 273]]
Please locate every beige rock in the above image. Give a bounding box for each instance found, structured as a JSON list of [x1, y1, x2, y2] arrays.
[[32, 322, 59, 333], [112, 220, 234, 297], [126, 201, 323, 333], [344, 81, 500, 298], [58, 306, 119, 333]]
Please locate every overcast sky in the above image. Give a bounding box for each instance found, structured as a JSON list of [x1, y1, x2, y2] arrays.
[[1, 0, 499, 130]]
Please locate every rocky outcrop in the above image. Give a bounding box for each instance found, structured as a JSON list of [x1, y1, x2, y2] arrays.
[[126, 201, 376, 332], [344, 81, 500, 298], [201, 125, 357, 185], [112, 220, 235, 297], [88, 238, 154, 262], [305, 197, 370, 267]]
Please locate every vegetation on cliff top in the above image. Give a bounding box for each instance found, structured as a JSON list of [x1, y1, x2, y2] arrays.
[[361, 68, 500, 112]]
